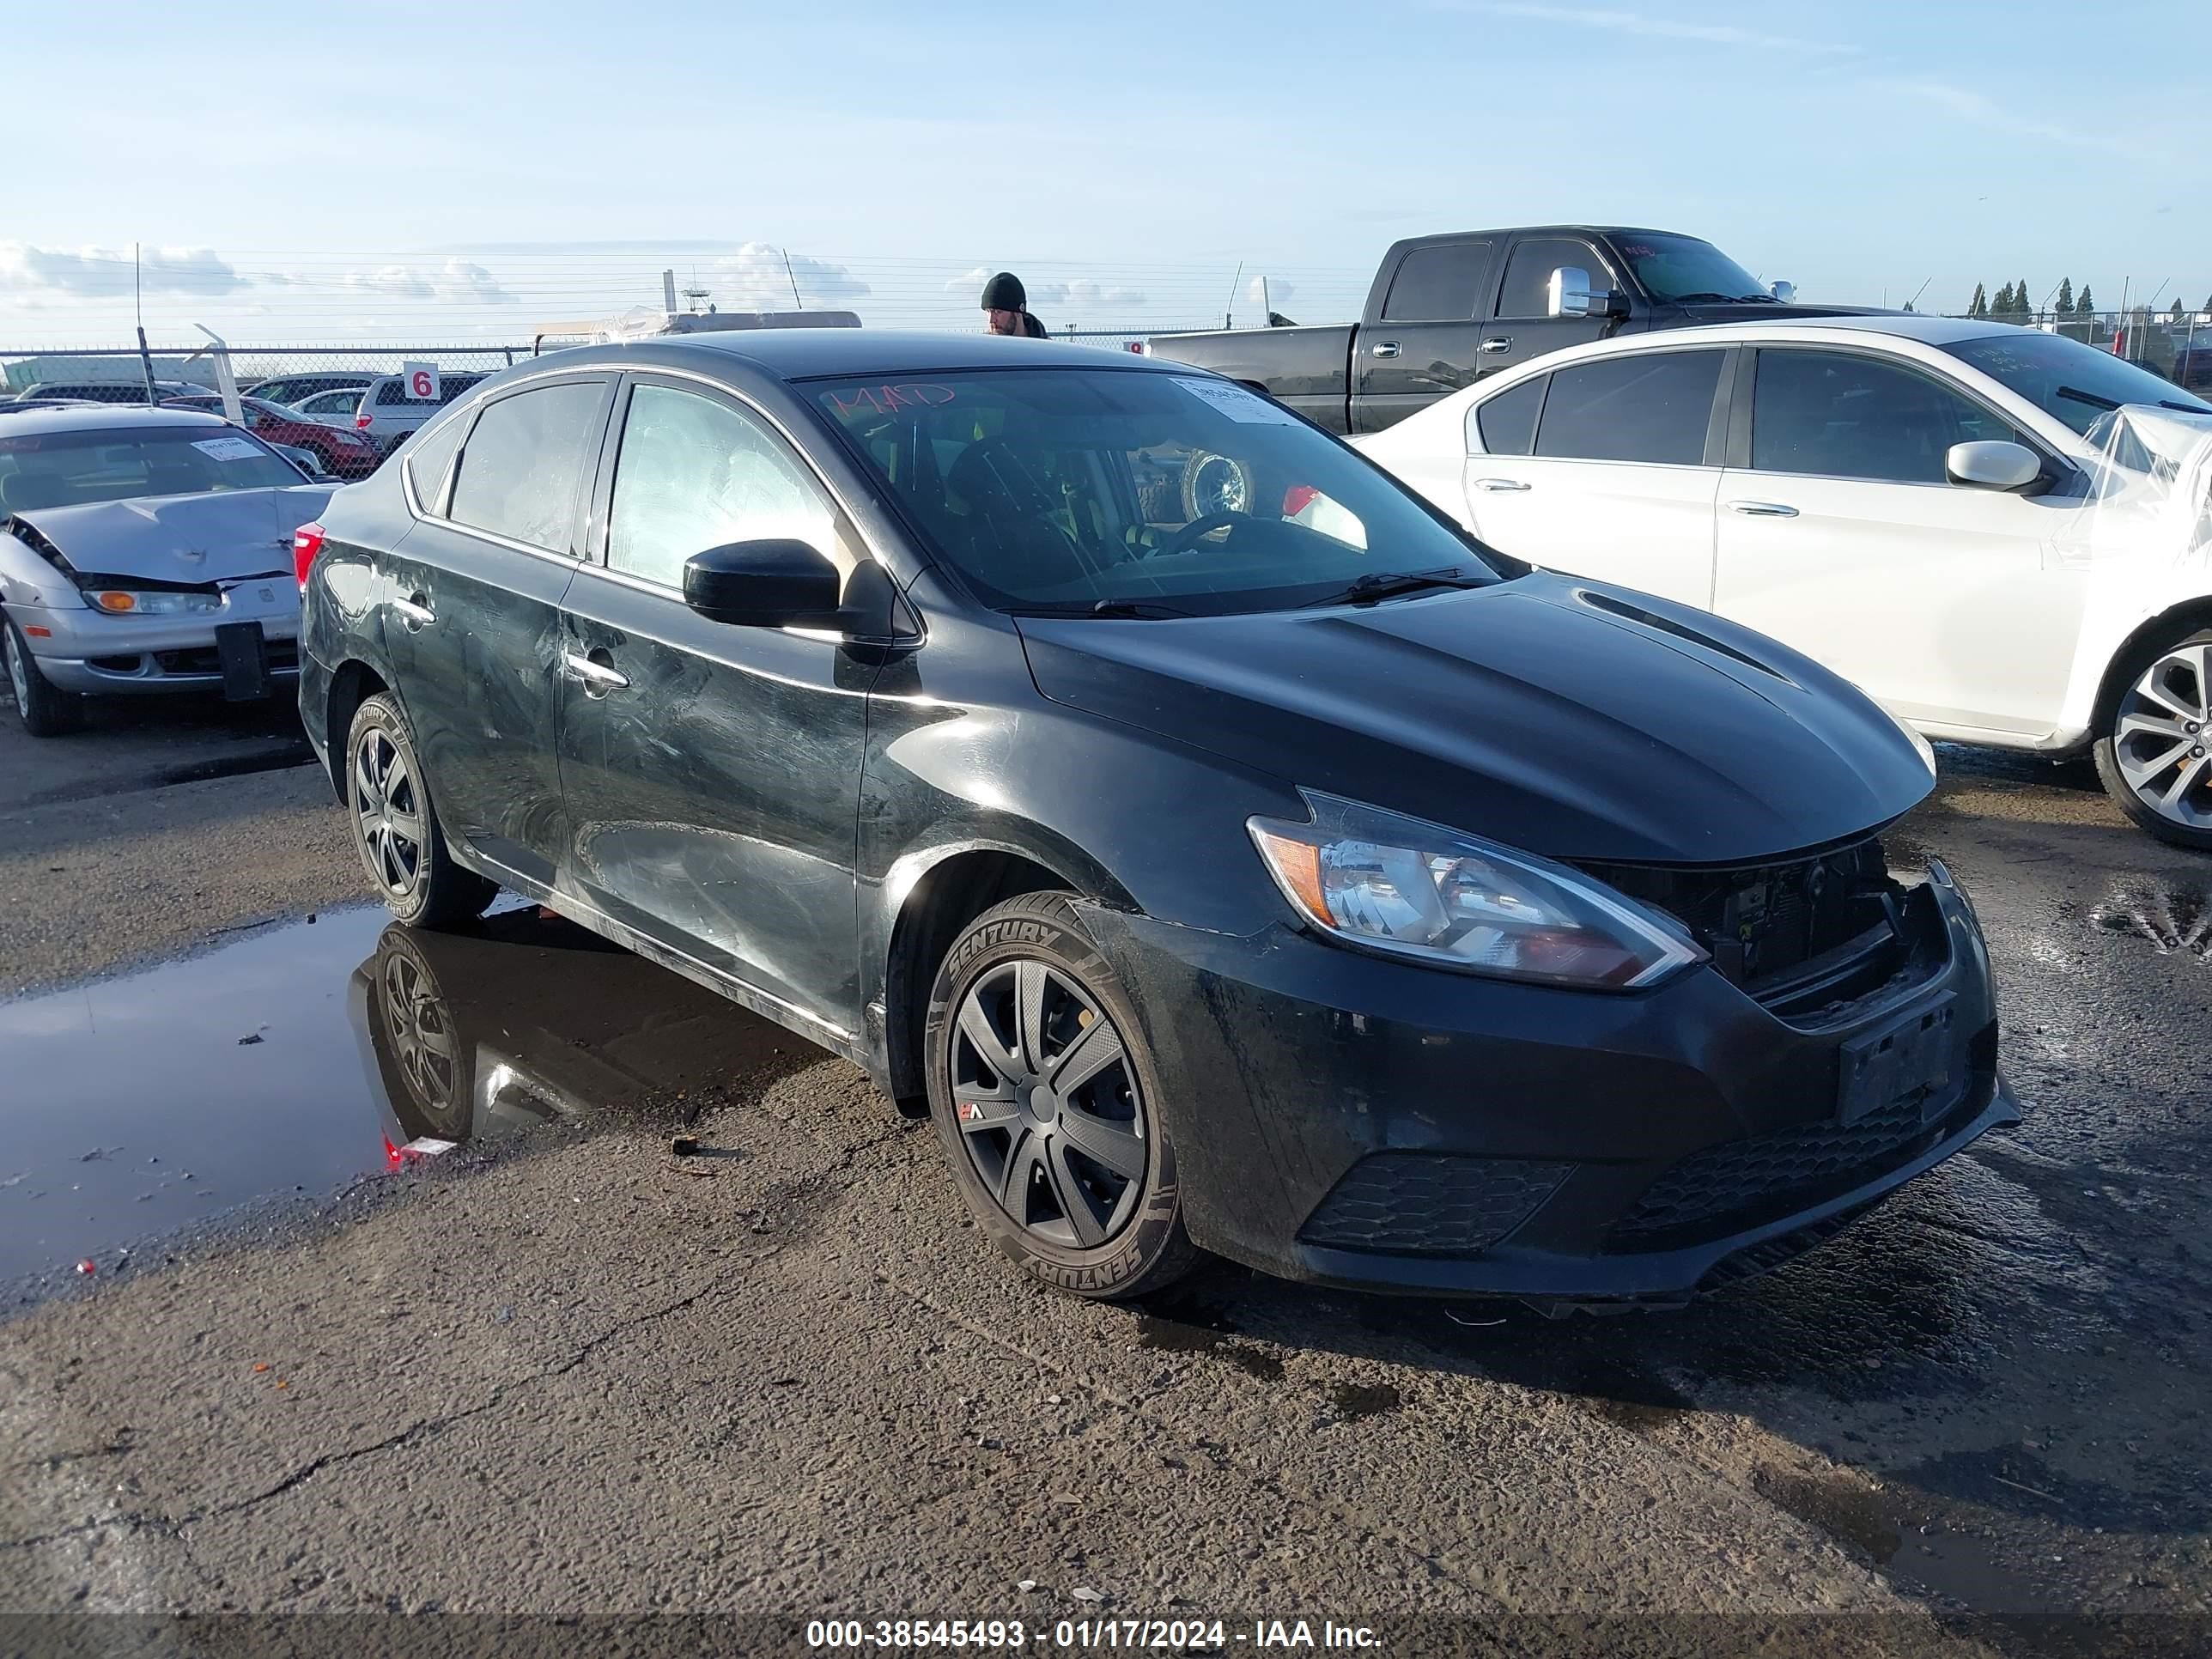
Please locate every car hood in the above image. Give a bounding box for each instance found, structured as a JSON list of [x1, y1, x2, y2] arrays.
[[8, 485, 333, 583], [1015, 573, 1933, 865]]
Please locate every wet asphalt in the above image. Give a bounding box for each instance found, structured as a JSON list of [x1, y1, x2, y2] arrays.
[[0, 743, 2206, 1629]]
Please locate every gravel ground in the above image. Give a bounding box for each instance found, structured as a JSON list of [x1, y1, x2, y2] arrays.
[[0, 717, 2203, 1656]]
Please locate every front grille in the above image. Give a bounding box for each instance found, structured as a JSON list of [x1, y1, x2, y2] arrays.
[[1299, 1153, 1572, 1255], [1583, 835, 1899, 1004], [1693, 1199, 1884, 1291]]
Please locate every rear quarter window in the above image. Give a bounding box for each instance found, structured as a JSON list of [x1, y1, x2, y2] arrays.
[[1474, 375, 1546, 456]]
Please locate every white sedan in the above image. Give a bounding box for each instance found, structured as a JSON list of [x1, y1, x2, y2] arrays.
[[1357, 314, 2212, 848]]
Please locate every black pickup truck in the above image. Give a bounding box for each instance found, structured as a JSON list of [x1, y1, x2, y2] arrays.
[[1143, 225, 1877, 434]]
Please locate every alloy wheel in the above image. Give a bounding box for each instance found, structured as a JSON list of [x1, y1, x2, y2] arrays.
[[948, 959, 1149, 1249], [4, 628, 27, 717], [2112, 644, 2212, 830], [379, 948, 457, 1121], [355, 728, 428, 896]]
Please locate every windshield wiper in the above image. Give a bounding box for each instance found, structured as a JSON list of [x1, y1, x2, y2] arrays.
[[1668, 291, 1739, 305], [1012, 598, 1192, 619], [2057, 385, 2121, 413], [1316, 568, 1487, 607]]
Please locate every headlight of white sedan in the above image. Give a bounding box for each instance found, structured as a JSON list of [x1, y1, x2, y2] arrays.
[[1248, 790, 1707, 990], [85, 589, 222, 617]]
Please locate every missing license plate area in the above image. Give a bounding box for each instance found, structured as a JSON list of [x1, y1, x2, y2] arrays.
[[215, 621, 270, 702], [1837, 993, 1957, 1126]]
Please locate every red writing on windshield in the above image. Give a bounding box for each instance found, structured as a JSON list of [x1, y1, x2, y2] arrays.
[[827, 384, 958, 418]]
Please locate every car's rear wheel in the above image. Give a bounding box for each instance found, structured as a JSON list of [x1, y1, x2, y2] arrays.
[[2094, 629, 2212, 850], [345, 693, 497, 927], [925, 891, 1200, 1300], [3, 613, 83, 737]]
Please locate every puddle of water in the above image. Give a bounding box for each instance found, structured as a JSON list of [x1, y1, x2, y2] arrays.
[[0, 903, 788, 1285]]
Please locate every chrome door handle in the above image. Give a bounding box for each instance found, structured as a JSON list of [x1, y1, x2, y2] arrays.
[[1726, 500, 1800, 518], [1479, 337, 1513, 353], [1472, 477, 1532, 492], [390, 595, 434, 629], [1370, 341, 1401, 358], [562, 651, 630, 692]]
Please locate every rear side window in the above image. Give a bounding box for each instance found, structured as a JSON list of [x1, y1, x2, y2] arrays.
[[405, 411, 469, 514], [445, 380, 607, 553], [605, 382, 847, 589], [1497, 238, 1611, 319], [1474, 375, 1546, 456], [1534, 350, 1723, 465], [1379, 242, 1495, 322]]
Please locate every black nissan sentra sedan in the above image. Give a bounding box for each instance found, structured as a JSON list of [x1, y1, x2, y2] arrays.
[[296, 331, 2019, 1309]]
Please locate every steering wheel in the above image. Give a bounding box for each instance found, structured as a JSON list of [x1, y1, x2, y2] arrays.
[[1149, 510, 1259, 559]]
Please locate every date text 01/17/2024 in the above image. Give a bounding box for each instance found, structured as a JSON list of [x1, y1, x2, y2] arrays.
[[803, 1620, 1382, 1650]]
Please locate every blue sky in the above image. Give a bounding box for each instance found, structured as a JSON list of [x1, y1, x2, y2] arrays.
[[5, 0, 2208, 343]]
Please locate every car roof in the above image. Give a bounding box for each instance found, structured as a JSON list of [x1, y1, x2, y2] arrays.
[[1561, 313, 2017, 356], [0, 404, 232, 435], [538, 330, 1180, 382]]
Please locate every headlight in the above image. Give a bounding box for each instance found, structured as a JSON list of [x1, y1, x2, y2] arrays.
[[1247, 791, 1707, 990], [86, 589, 222, 616]]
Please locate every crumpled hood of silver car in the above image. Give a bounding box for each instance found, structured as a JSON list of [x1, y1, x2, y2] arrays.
[[9, 484, 334, 581]]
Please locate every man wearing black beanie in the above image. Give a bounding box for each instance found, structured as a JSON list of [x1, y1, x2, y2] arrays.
[[981, 271, 1048, 338]]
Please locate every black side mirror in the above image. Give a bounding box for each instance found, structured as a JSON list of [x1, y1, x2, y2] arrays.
[[683, 540, 845, 629]]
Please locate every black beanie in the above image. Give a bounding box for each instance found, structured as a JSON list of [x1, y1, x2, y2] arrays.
[[981, 271, 1027, 312]]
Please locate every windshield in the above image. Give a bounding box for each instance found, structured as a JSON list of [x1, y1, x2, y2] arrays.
[[1941, 331, 2212, 441], [813, 369, 1502, 617], [1613, 234, 1770, 305], [0, 426, 303, 511]]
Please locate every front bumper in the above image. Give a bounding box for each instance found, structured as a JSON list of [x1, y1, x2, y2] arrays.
[[1082, 866, 2016, 1304], [12, 586, 301, 697]]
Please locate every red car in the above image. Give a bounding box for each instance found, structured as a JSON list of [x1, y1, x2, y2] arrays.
[[160, 393, 383, 479]]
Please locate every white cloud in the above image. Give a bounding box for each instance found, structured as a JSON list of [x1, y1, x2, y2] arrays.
[[704, 243, 869, 309], [325, 259, 518, 306], [0, 241, 246, 296], [1247, 276, 1294, 307], [1873, 79, 2154, 161], [943, 268, 1144, 309], [946, 264, 992, 294], [1454, 2, 1857, 53]]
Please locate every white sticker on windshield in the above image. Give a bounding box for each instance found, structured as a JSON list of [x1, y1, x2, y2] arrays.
[[1173, 376, 1304, 427], [191, 436, 264, 463]]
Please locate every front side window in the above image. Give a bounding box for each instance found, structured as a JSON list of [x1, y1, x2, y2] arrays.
[[1534, 351, 1723, 465], [812, 369, 1502, 617], [1752, 349, 2017, 483], [1474, 374, 1547, 456], [445, 380, 606, 552], [1380, 242, 1494, 322], [606, 382, 846, 589], [1497, 239, 1610, 319], [0, 427, 303, 511]]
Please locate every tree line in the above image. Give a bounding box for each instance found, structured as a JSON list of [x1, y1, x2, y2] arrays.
[[1965, 279, 2212, 324]]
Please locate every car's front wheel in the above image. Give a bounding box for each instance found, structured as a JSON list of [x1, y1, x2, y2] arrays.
[[925, 892, 1200, 1299], [3, 613, 83, 737], [345, 693, 497, 927], [2094, 628, 2212, 850]]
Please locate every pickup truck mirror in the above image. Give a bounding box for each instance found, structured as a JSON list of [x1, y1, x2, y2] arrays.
[[1547, 267, 1595, 318], [1771, 280, 1797, 304]]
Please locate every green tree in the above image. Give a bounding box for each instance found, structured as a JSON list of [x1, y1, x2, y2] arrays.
[[2172, 299, 2187, 324], [1990, 282, 2014, 317], [2056, 276, 2074, 315], [1968, 282, 1988, 319], [2076, 284, 2094, 318], [2014, 279, 2032, 322]]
